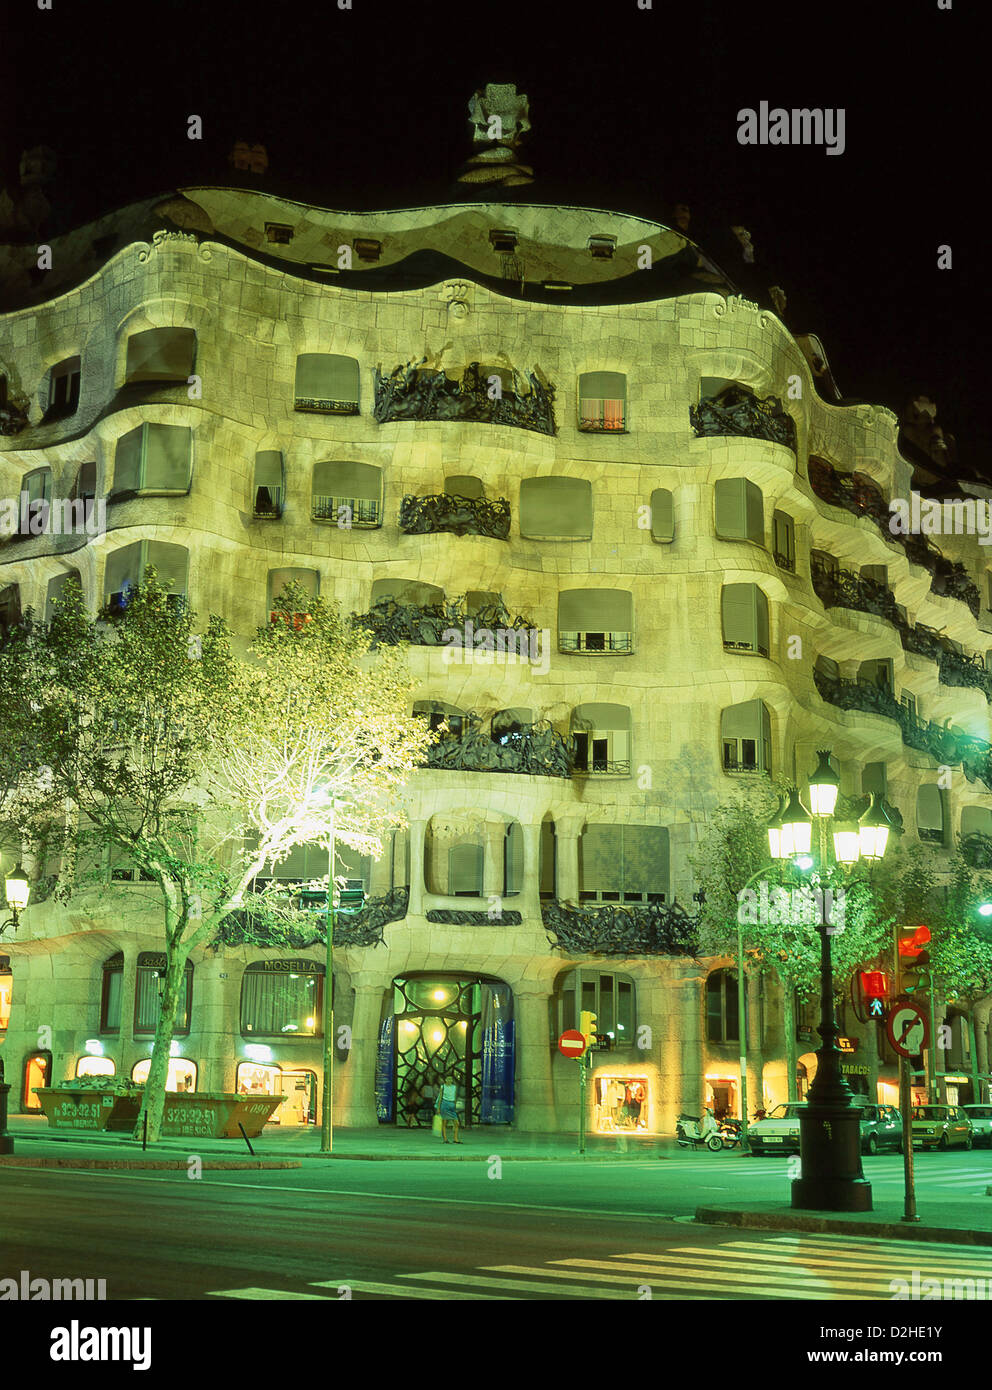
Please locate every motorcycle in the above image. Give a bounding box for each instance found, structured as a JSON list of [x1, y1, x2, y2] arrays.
[[676, 1112, 725, 1151], [717, 1117, 743, 1149]]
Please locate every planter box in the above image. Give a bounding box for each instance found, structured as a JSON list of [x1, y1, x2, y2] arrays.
[[34, 1088, 142, 1132], [161, 1093, 285, 1138]]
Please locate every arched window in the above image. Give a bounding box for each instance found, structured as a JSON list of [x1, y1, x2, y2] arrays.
[[104, 541, 189, 614], [650, 488, 674, 543], [134, 952, 192, 1036], [100, 952, 124, 1033], [46, 355, 81, 419], [578, 372, 627, 432], [714, 478, 764, 544], [414, 699, 464, 739], [370, 578, 443, 608], [444, 475, 484, 500], [76, 1054, 115, 1078], [520, 477, 592, 540], [312, 460, 382, 526], [772, 510, 795, 571], [570, 704, 631, 776], [294, 354, 360, 414], [706, 969, 740, 1043], [721, 700, 771, 774], [241, 960, 325, 1037], [253, 451, 284, 518], [125, 328, 196, 383], [916, 785, 945, 845], [578, 824, 669, 902], [558, 589, 633, 654], [22, 466, 52, 507], [722, 584, 769, 657], [112, 423, 192, 495], [131, 1057, 198, 1091], [553, 968, 635, 1047]]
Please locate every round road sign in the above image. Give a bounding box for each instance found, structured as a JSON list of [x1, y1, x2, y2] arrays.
[[558, 1029, 588, 1059], [886, 1002, 929, 1058]]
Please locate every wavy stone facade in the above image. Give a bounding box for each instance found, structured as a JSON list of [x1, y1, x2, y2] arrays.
[[1, 192, 990, 1134]]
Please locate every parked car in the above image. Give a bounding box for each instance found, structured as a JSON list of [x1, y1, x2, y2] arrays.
[[962, 1105, 992, 1147], [747, 1100, 902, 1156], [909, 1104, 973, 1150]]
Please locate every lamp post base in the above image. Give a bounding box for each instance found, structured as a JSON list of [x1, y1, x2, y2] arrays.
[[791, 1175, 872, 1212]]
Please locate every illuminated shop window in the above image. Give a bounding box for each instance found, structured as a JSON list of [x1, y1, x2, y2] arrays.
[[134, 953, 192, 1035], [0, 966, 11, 1030], [240, 961, 325, 1037], [593, 1075, 648, 1133], [131, 1057, 198, 1091], [75, 1055, 115, 1079], [236, 1062, 317, 1125]]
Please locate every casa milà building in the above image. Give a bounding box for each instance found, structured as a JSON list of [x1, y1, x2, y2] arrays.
[[1, 89, 990, 1135]]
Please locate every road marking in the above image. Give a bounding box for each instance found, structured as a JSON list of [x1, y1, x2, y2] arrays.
[[639, 1245, 990, 1274], [484, 1262, 827, 1299], [394, 1271, 635, 1298], [209, 1287, 335, 1300]]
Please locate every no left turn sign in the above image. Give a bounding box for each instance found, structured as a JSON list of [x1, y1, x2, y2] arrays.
[[886, 1002, 929, 1058]]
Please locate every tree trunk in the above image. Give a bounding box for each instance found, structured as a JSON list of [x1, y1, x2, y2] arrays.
[[783, 981, 799, 1101], [132, 949, 187, 1144]]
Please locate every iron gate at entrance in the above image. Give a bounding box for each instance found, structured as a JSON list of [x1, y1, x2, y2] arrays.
[[375, 975, 514, 1126]]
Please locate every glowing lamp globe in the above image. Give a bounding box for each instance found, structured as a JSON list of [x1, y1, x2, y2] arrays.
[[808, 750, 840, 817]]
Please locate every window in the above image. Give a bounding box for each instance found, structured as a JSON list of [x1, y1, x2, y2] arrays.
[[772, 510, 795, 571], [858, 658, 893, 690], [707, 970, 740, 1043], [587, 235, 617, 259], [650, 489, 674, 543], [370, 578, 442, 608], [578, 824, 669, 902], [294, 354, 360, 413], [104, 541, 189, 613], [267, 568, 319, 625], [555, 968, 635, 1047], [76, 1055, 115, 1079], [448, 843, 484, 896], [0, 964, 11, 1031], [241, 961, 324, 1036], [916, 785, 945, 845], [862, 762, 888, 799], [415, 700, 464, 740], [571, 704, 631, 776], [353, 239, 381, 262], [253, 451, 284, 518], [312, 460, 381, 526], [47, 356, 81, 418], [100, 953, 123, 1032], [0, 584, 22, 641], [251, 838, 370, 905], [265, 223, 293, 244], [113, 423, 192, 495], [22, 466, 52, 506], [131, 1057, 198, 1090], [109, 843, 157, 882], [721, 699, 772, 773], [558, 590, 633, 654], [72, 461, 97, 504], [961, 805, 992, 838], [134, 953, 192, 1035], [444, 475, 484, 501], [578, 372, 626, 432], [125, 328, 196, 383], [900, 689, 918, 718], [722, 584, 770, 657], [46, 570, 82, 623], [714, 478, 764, 544], [519, 477, 592, 540]]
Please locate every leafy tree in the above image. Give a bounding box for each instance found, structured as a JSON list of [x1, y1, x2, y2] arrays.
[[0, 574, 432, 1140]]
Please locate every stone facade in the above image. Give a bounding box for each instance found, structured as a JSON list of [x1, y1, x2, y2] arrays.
[[1, 190, 991, 1134]]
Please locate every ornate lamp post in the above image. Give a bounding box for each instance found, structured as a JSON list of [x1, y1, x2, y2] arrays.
[[0, 863, 30, 1157], [765, 753, 890, 1212]]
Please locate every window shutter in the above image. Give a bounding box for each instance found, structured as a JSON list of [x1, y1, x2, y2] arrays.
[[722, 584, 756, 649], [313, 460, 381, 501], [916, 785, 944, 837], [773, 510, 794, 561], [144, 425, 192, 491], [559, 589, 632, 632], [578, 824, 622, 895], [520, 477, 592, 539], [745, 481, 764, 543], [449, 843, 484, 894], [650, 488, 674, 542], [444, 475, 484, 500], [714, 478, 745, 538], [621, 826, 668, 898], [114, 426, 143, 492], [126, 328, 196, 382], [961, 805, 992, 838], [254, 451, 283, 490], [862, 762, 887, 798], [295, 354, 359, 404]]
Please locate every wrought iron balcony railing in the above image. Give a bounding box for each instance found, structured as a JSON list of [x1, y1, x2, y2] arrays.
[[773, 550, 796, 573], [558, 631, 633, 654], [421, 713, 571, 778], [543, 899, 699, 957], [578, 398, 626, 432], [354, 593, 538, 650], [294, 397, 360, 415], [373, 359, 557, 436], [572, 758, 631, 777], [399, 493, 511, 540], [723, 638, 770, 658], [214, 887, 408, 950], [689, 385, 797, 451], [312, 495, 381, 527]]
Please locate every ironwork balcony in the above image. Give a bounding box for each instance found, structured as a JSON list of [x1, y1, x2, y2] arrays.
[[373, 359, 557, 436], [354, 593, 537, 650], [294, 397, 359, 415], [773, 550, 796, 573], [399, 492, 510, 540], [542, 899, 699, 957], [723, 638, 770, 658], [253, 485, 282, 519], [578, 398, 626, 432], [214, 886, 408, 949], [312, 495, 381, 527], [421, 713, 571, 778], [689, 385, 797, 451], [559, 631, 633, 654], [807, 457, 981, 618], [572, 757, 631, 777]]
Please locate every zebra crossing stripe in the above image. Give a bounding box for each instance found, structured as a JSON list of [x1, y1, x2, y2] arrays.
[[209, 1287, 334, 1300], [484, 1262, 831, 1299], [396, 1271, 641, 1298], [654, 1244, 992, 1274], [606, 1251, 922, 1284], [312, 1280, 506, 1300], [549, 1256, 879, 1294], [761, 1234, 992, 1261]]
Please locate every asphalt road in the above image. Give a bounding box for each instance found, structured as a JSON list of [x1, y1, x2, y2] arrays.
[[3, 1149, 992, 1301]]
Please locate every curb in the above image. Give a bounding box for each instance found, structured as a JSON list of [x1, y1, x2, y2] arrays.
[[695, 1206, 992, 1248], [0, 1157, 301, 1170]]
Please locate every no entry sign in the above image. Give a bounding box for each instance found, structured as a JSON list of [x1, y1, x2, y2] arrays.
[[886, 1002, 929, 1058], [558, 1029, 587, 1059]]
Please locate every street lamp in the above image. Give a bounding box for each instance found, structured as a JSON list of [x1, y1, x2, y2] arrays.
[[1, 863, 30, 935]]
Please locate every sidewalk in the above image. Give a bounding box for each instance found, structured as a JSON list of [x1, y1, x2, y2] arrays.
[[2, 1113, 678, 1162], [696, 1201, 992, 1248]]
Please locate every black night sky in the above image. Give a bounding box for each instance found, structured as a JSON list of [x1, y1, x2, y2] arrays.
[[4, 0, 980, 466]]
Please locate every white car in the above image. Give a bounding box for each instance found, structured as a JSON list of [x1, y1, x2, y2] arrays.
[[747, 1102, 804, 1154], [963, 1105, 992, 1147]]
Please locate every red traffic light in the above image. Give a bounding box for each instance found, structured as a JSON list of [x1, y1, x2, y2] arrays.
[[860, 970, 888, 999], [898, 925, 931, 958]]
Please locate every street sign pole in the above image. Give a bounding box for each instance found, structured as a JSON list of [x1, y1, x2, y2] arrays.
[[899, 1054, 919, 1222], [578, 1053, 587, 1156]]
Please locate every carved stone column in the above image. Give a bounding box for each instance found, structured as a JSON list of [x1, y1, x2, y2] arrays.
[[512, 988, 556, 1132], [407, 818, 427, 915], [555, 828, 581, 902], [368, 842, 392, 899], [334, 977, 391, 1127], [482, 819, 505, 897], [518, 820, 542, 922]]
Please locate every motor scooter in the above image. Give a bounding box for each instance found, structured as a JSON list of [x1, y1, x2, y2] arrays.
[[716, 1117, 743, 1149], [676, 1112, 724, 1151]]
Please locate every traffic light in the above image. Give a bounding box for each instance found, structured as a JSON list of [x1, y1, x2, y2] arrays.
[[859, 970, 889, 1019], [579, 1010, 597, 1050], [898, 925, 931, 995]]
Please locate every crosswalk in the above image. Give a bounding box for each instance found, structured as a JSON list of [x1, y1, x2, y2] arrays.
[[203, 1232, 992, 1301], [606, 1156, 992, 1193]]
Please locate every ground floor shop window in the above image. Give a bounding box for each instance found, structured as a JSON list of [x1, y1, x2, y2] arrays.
[[705, 1075, 738, 1120], [22, 1051, 51, 1109], [594, 1075, 648, 1133], [130, 1058, 197, 1091], [241, 960, 324, 1036], [0, 966, 10, 1031], [236, 1062, 316, 1125], [76, 1056, 115, 1079]]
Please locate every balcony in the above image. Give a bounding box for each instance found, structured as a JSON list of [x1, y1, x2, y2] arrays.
[[312, 495, 381, 527], [542, 899, 699, 957], [559, 631, 633, 655], [253, 486, 282, 519], [354, 593, 537, 650], [723, 637, 770, 658], [294, 397, 359, 415], [773, 550, 796, 574], [421, 713, 571, 778], [578, 398, 626, 433], [689, 385, 797, 452], [572, 757, 631, 777], [373, 359, 557, 436], [214, 886, 408, 949], [399, 492, 510, 540]]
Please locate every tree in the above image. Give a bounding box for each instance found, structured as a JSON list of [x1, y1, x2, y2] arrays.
[[691, 782, 902, 1101], [0, 574, 432, 1140]]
